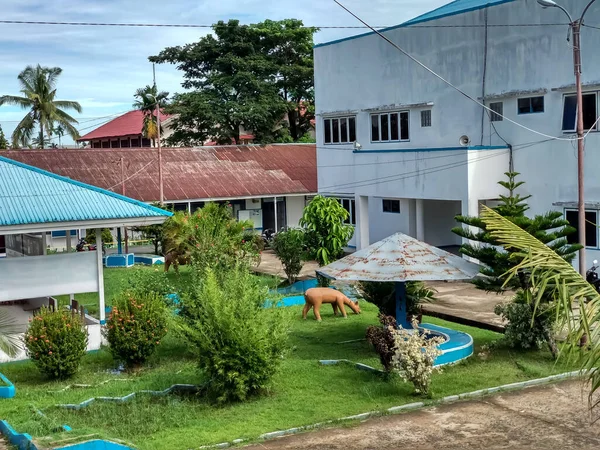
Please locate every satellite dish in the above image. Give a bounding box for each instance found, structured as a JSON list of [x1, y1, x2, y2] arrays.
[[459, 135, 471, 147]]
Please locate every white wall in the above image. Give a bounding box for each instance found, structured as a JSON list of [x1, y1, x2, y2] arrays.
[[315, 0, 600, 261], [285, 196, 306, 228], [423, 200, 462, 247]]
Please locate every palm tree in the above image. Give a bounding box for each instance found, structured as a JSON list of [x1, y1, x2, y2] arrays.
[[54, 124, 65, 147], [0, 65, 82, 148], [133, 85, 168, 145], [480, 206, 600, 411], [0, 309, 21, 358]]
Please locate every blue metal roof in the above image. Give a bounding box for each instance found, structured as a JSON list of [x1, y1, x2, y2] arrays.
[[0, 156, 172, 228], [315, 0, 517, 48]]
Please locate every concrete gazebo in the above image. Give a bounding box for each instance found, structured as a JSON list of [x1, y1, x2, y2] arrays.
[[317, 233, 480, 328], [0, 156, 171, 361]]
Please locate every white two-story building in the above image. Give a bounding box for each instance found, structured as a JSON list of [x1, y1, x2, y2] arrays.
[[315, 0, 600, 269]]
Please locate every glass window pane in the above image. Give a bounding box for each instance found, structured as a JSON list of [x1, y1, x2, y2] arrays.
[[490, 102, 503, 122], [332, 119, 340, 143], [518, 98, 531, 114], [348, 117, 356, 142], [351, 200, 356, 225], [566, 210, 578, 244], [342, 199, 351, 224], [586, 211, 598, 247], [371, 115, 380, 141], [583, 93, 597, 130], [421, 110, 432, 127], [390, 113, 399, 140], [324, 119, 331, 143], [381, 114, 389, 141], [532, 96, 544, 113], [400, 112, 409, 140], [340, 118, 348, 143], [562, 96, 577, 131]]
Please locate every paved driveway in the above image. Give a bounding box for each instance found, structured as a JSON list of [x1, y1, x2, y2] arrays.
[[244, 381, 600, 450]]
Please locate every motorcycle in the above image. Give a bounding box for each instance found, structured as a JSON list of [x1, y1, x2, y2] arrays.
[[76, 238, 105, 255], [261, 229, 276, 248], [586, 259, 600, 293]]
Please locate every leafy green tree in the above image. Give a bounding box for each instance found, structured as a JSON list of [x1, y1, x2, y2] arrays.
[[53, 124, 65, 147], [132, 202, 171, 255], [300, 195, 354, 274], [0, 65, 82, 148], [133, 85, 169, 146], [150, 19, 316, 145], [272, 228, 306, 285], [452, 172, 581, 357], [0, 125, 9, 149]]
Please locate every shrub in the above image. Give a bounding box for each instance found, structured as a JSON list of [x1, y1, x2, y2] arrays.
[[104, 292, 168, 368], [179, 266, 291, 403], [25, 308, 88, 379], [494, 291, 551, 350], [271, 228, 306, 284], [126, 267, 175, 298], [390, 319, 444, 395], [85, 228, 113, 244], [365, 314, 397, 372]]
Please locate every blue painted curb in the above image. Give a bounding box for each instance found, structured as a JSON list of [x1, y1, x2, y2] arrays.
[[55, 439, 133, 449], [0, 420, 39, 450], [0, 372, 16, 398], [55, 384, 200, 410]]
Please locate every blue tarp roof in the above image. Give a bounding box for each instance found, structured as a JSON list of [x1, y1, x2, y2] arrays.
[[0, 155, 171, 231], [315, 0, 517, 48]]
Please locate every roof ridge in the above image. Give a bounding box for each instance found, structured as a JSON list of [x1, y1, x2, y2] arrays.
[[0, 155, 169, 217]]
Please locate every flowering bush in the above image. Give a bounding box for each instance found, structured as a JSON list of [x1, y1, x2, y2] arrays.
[[390, 319, 444, 395], [104, 292, 168, 368], [25, 308, 88, 379], [365, 314, 397, 373]]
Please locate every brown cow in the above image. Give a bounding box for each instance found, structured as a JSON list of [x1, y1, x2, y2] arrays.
[[164, 251, 190, 273], [303, 287, 361, 321]]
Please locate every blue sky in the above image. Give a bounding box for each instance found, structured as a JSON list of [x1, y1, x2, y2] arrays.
[[0, 0, 448, 145]]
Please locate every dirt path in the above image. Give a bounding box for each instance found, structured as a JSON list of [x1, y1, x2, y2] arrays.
[[244, 381, 600, 450]]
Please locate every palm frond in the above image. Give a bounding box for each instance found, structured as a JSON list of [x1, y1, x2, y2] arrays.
[[0, 95, 33, 109], [0, 309, 22, 358], [480, 206, 600, 408], [53, 100, 82, 114], [11, 112, 36, 148]]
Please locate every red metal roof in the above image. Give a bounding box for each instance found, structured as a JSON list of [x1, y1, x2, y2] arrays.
[[1, 145, 316, 202], [78, 110, 172, 141]]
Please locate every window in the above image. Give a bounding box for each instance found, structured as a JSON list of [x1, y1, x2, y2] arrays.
[[562, 93, 598, 132], [338, 198, 356, 225], [382, 199, 401, 214], [490, 102, 503, 122], [517, 96, 545, 114], [421, 110, 432, 127], [323, 116, 356, 144], [566, 209, 598, 248], [371, 111, 410, 142]]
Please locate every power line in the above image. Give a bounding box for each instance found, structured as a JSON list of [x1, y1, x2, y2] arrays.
[[0, 19, 568, 29], [333, 0, 579, 143], [0, 111, 128, 124]]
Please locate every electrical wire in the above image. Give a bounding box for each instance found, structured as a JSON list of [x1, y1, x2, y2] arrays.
[[105, 159, 156, 191], [332, 0, 579, 143], [0, 111, 128, 124], [0, 20, 569, 29]]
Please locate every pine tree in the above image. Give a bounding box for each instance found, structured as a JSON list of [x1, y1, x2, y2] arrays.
[[452, 172, 581, 358], [0, 125, 8, 149]]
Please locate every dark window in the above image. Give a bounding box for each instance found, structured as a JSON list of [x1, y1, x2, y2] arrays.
[[101, 141, 110, 148], [382, 199, 401, 214], [141, 138, 152, 147], [120, 139, 130, 148], [518, 96, 544, 114], [371, 115, 380, 142], [380, 114, 389, 141], [338, 198, 356, 225], [110, 140, 119, 148], [351, 199, 356, 225], [490, 102, 503, 122], [130, 138, 140, 147], [0, 235, 5, 256], [566, 210, 598, 248], [324, 119, 331, 143], [92, 141, 101, 148], [400, 112, 409, 140], [332, 119, 339, 143], [563, 93, 597, 131], [349, 117, 356, 142], [421, 110, 432, 127], [390, 113, 399, 140], [340, 118, 348, 143]]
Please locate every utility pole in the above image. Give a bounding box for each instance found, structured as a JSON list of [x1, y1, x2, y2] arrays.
[[153, 63, 164, 205], [120, 157, 129, 253], [538, 0, 597, 275]]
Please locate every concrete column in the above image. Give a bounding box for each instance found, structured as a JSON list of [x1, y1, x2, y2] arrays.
[[274, 197, 278, 232], [355, 195, 370, 250], [416, 199, 425, 242], [96, 229, 106, 324], [41, 232, 47, 255], [65, 231, 75, 304], [460, 197, 481, 263], [187, 202, 191, 214]]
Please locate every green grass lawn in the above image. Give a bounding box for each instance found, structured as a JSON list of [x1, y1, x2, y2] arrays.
[[0, 282, 576, 450]]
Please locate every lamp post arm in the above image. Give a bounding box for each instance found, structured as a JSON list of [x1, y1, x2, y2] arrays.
[[581, 0, 598, 22]]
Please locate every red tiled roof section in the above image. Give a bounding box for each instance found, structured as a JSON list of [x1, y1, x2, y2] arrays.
[[2, 144, 316, 202], [77, 110, 172, 141]]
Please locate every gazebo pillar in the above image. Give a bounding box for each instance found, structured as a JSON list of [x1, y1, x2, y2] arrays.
[[95, 229, 106, 324], [395, 282, 411, 329]]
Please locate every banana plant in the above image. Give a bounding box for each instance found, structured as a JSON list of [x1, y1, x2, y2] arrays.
[[0, 309, 22, 358]]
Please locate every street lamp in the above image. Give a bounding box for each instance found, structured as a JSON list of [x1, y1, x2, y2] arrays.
[[538, 0, 597, 275], [145, 93, 163, 205]]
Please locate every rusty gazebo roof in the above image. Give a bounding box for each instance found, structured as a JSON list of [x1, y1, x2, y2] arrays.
[[317, 233, 480, 282]]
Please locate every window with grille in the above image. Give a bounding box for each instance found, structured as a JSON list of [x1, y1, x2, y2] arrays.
[[382, 199, 401, 214], [490, 102, 503, 122], [421, 110, 432, 127], [371, 111, 409, 142]]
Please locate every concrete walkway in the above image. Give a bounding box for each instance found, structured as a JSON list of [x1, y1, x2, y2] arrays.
[[253, 250, 319, 280], [244, 381, 600, 449]]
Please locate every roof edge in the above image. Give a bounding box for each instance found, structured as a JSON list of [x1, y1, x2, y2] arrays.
[[0, 155, 172, 218], [314, 0, 515, 49]]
